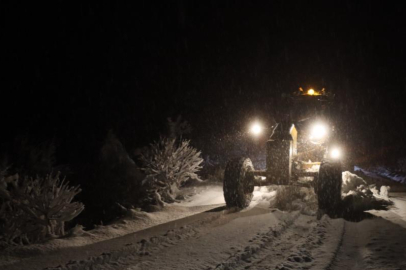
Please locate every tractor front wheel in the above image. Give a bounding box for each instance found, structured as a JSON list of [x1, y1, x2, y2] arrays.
[[223, 157, 255, 208], [317, 159, 342, 217]]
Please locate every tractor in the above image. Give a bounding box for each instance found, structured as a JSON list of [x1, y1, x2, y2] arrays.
[[223, 88, 344, 216]]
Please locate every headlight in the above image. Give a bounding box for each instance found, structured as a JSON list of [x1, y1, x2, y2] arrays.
[[249, 122, 263, 136], [309, 123, 328, 141], [330, 147, 342, 159]]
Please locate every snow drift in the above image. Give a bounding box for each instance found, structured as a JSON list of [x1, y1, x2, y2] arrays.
[[340, 171, 393, 217], [342, 171, 368, 194], [342, 171, 391, 200]]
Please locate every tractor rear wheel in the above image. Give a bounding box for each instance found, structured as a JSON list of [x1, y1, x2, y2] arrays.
[[223, 157, 255, 208], [317, 159, 342, 217]]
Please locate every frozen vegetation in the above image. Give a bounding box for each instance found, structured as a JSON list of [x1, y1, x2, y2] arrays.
[[0, 172, 84, 246], [140, 137, 203, 206]]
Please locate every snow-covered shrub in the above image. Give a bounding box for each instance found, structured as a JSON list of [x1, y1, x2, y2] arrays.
[[0, 172, 84, 245], [140, 137, 203, 202]]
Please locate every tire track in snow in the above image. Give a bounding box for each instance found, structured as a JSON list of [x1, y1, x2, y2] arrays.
[[328, 222, 367, 270], [323, 221, 346, 270], [44, 210, 350, 270], [44, 211, 226, 270], [262, 216, 345, 270], [330, 218, 406, 270], [108, 208, 296, 270], [213, 215, 346, 270], [212, 211, 304, 270], [122, 208, 293, 270], [45, 207, 277, 270]]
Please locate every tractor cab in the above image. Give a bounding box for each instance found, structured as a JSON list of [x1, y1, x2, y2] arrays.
[[267, 88, 339, 183]]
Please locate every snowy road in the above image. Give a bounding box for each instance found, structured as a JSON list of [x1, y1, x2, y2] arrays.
[[2, 188, 406, 270], [368, 193, 406, 229], [3, 194, 405, 269]]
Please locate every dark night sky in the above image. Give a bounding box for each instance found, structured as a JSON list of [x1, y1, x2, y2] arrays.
[[2, 1, 406, 166]]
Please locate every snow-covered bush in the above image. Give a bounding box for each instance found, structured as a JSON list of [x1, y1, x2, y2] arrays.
[[0, 172, 84, 245], [140, 137, 203, 202]]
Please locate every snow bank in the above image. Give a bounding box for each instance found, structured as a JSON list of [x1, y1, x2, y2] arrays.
[[177, 184, 225, 206], [340, 171, 393, 216], [272, 186, 318, 215], [379, 185, 390, 199], [342, 171, 391, 200], [0, 184, 225, 267], [248, 171, 392, 217], [342, 171, 367, 193]]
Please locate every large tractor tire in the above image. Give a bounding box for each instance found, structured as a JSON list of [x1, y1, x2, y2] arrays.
[[317, 159, 342, 217], [223, 157, 255, 208]]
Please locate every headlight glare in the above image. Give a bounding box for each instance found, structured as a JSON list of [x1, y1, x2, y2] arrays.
[[310, 123, 328, 140], [330, 147, 342, 159], [250, 122, 263, 136]]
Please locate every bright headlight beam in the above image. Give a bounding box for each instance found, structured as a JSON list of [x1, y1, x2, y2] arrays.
[[250, 122, 263, 136], [310, 123, 328, 140], [330, 148, 341, 159]]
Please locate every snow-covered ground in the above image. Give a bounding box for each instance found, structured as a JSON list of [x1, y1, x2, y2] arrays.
[[368, 192, 406, 229], [354, 166, 406, 228], [0, 184, 225, 268], [1, 172, 406, 270], [177, 184, 225, 207]]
